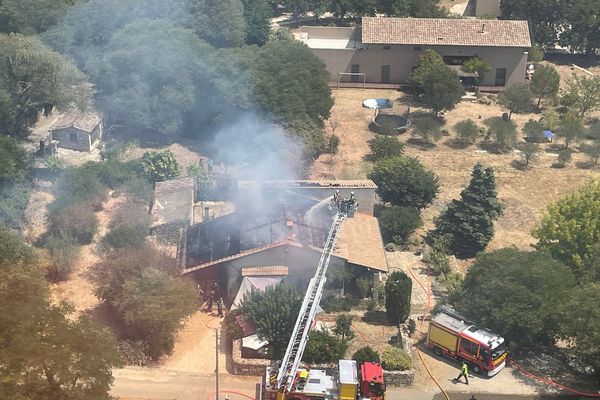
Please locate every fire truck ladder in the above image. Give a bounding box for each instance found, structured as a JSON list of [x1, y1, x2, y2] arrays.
[[276, 212, 346, 393]]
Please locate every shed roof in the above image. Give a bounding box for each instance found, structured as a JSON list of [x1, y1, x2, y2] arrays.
[[334, 212, 388, 272], [151, 177, 195, 227], [52, 113, 101, 133], [362, 17, 531, 48]]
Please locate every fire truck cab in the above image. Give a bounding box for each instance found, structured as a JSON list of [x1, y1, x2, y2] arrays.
[[427, 307, 507, 376]]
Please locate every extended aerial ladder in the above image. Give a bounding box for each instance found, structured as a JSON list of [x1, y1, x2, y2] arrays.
[[274, 210, 347, 396]]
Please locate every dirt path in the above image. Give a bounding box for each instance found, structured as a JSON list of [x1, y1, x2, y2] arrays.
[[50, 192, 129, 314]]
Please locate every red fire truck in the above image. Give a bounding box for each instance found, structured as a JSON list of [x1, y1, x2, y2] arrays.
[[427, 307, 507, 376]]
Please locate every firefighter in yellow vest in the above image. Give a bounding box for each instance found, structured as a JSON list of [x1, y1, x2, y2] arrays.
[[454, 361, 469, 385]]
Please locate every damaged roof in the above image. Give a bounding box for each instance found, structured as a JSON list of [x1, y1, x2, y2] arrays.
[[52, 113, 102, 133], [362, 17, 531, 48], [151, 177, 195, 227], [238, 179, 377, 189]]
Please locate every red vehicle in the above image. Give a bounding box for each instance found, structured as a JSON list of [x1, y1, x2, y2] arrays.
[[359, 361, 385, 400], [427, 307, 507, 376]]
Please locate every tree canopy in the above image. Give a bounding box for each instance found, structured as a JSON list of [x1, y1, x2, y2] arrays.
[[369, 156, 439, 209], [455, 248, 576, 346], [432, 163, 502, 258], [497, 83, 533, 119], [0, 0, 78, 35], [533, 180, 600, 280], [385, 270, 412, 325], [530, 64, 560, 109], [0, 33, 90, 137], [185, 0, 246, 48], [243, 0, 271, 46], [239, 284, 302, 359]]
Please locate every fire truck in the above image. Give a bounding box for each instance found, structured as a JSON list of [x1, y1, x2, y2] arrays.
[[426, 307, 507, 376], [262, 196, 385, 400]]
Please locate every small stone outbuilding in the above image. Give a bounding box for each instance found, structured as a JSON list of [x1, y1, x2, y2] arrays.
[[51, 113, 103, 152]]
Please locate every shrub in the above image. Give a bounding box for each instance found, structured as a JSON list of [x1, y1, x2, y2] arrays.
[[334, 314, 355, 341], [453, 119, 479, 145], [327, 134, 340, 154], [49, 200, 99, 244], [303, 329, 348, 364], [83, 159, 141, 188], [141, 150, 181, 183], [385, 271, 412, 325], [423, 237, 451, 276], [44, 233, 80, 282], [461, 57, 491, 84], [379, 206, 422, 245], [102, 202, 151, 250], [485, 117, 518, 152], [118, 340, 150, 366], [557, 149, 572, 167], [407, 318, 416, 337], [352, 346, 380, 365], [355, 277, 371, 299], [56, 167, 106, 204], [528, 45, 544, 62], [43, 156, 65, 173], [385, 243, 397, 252], [322, 295, 358, 313], [365, 136, 405, 161], [412, 117, 443, 144], [381, 347, 412, 371]]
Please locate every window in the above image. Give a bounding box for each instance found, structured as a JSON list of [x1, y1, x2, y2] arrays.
[[443, 55, 471, 65], [383, 46, 391, 50], [69, 133, 77, 142], [413, 46, 422, 51], [495, 68, 507, 86], [459, 338, 479, 357]]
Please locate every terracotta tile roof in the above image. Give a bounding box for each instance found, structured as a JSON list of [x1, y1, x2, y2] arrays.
[[362, 17, 531, 48], [334, 212, 388, 272], [242, 266, 289, 277], [52, 113, 101, 133]]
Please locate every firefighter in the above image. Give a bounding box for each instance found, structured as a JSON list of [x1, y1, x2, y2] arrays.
[[332, 190, 341, 209], [454, 361, 469, 385], [217, 297, 224, 317]]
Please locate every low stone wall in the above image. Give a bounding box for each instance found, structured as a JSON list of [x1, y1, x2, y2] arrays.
[[231, 339, 269, 376], [384, 369, 414, 386]]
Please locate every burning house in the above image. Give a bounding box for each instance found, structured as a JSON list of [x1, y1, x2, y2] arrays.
[[177, 180, 387, 299]]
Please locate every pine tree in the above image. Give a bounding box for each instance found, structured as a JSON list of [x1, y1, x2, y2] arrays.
[[432, 163, 502, 258], [243, 0, 271, 46], [385, 271, 412, 325]]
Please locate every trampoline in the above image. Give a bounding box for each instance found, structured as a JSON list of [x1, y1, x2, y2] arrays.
[[370, 114, 411, 135]]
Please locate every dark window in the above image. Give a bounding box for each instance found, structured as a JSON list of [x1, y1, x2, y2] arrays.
[[351, 64, 360, 83], [69, 133, 77, 142], [383, 46, 391, 50], [495, 68, 507, 86], [443, 55, 471, 65], [413, 46, 422, 51], [381, 65, 390, 83], [459, 338, 479, 357]]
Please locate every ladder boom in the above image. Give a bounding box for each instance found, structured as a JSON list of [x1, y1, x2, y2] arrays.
[[275, 212, 346, 392]]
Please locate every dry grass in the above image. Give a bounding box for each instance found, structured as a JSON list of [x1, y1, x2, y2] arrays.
[[311, 88, 600, 252]]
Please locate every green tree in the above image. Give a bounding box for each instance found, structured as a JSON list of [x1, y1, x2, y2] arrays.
[[500, 0, 562, 48], [519, 142, 539, 167], [585, 123, 600, 165], [243, 0, 271, 46], [378, 206, 422, 245], [334, 314, 355, 341], [409, 49, 445, 90], [486, 117, 518, 152], [102, 201, 151, 250], [497, 83, 534, 119], [385, 270, 412, 325], [302, 329, 348, 364], [381, 347, 412, 371], [541, 108, 560, 132], [0, 33, 90, 137], [377, 0, 447, 18], [461, 57, 491, 85], [91, 248, 197, 359], [559, 0, 600, 56], [240, 284, 302, 359], [561, 75, 600, 118], [423, 63, 464, 116], [530, 64, 560, 109], [369, 156, 439, 209], [533, 180, 600, 279], [0, 0, 78, 35], [49, 200, 99, 245], [557, 149, 572, 167], [558, 284, 600, 381], [186, 0, 245, 47], [528, 45, 544, 62], [365, 135, 404, 161], [455, 248, 576, 346], [556, 111, 584, 149], [44, 233, 80, 282], [0, 136, 28, 182], [423, 236, 451, 276], [453, 119, 479, 145], [352, 346, 380, 365], [412, 117, 443, 144], [0, 182, 30, 230], [141, 150, 181, 183], [432, 163, 502, 258], [523, 119, 545, 142]]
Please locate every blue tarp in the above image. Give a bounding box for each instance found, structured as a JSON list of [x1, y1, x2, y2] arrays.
[[544, 130, 554, 139]]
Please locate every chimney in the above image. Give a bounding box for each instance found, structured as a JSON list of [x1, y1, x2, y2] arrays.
[[480, 23, 486, 33], [203, 207, 210, 222]]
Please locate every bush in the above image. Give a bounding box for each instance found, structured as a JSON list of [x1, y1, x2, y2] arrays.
[[49, 200, 99, 244], [385, 243, 397, 252], [412, 117, 443, 144], [43, 156, 65, 173], [141, 150, 181, 183], [365, 136, 405, 161], [302, 330, 348, 364], [102, 202, 151, 250], [56, 167, 106, 205], [83, 159, 141, 188], [453, 119, 479, 145], [44, 233, 80, 282], [118, 340, 150, 366], [352, 346, 380, 365], [381, 347, 412, 371], [485, 117, 518, 152], [379, 206, 422, 245], [528, 45, 544, 62], [557, 149, 572, 167], [322, 295, 359, 313], [407, 318, 416, 336], [327, 134, 340, 154], [334, 314, 355, 341], [355, 277, 371, 299], [385, 271, 412, 325], [423, 237, 451, 276]]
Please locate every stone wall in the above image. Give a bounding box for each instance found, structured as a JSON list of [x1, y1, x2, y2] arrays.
[[384, 369, 414, 386], [231, 339, 269, 376], [151, 221, 189, 245]]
